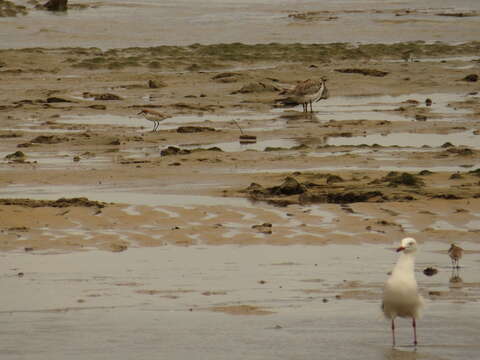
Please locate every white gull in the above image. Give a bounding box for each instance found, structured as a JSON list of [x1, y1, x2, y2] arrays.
[[382, 237, 425, 347]]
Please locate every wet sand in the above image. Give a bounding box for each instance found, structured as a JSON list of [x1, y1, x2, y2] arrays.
[[1, 43, 479, 360], [1, 243, 480, 359], [1, 42, 480, 252], [1, 1, 480, 359], [2, 0, 480, 48]]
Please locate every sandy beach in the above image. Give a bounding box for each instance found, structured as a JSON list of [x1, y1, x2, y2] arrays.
[[1, 1, 480, 359]]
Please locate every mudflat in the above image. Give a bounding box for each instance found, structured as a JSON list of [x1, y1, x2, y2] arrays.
[[0, 42, 479, 252], [1, 2, 480, 359]]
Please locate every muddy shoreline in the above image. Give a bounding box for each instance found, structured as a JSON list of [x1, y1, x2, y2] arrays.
[[1, 42, 480, 252], [3, 0, 480, 48]]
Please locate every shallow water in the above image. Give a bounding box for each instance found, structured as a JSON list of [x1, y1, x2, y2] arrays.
[[327, 130, 479, 148], [313, 93, 475, 119], [59, 114, 146, 128], [385, 55, 480, 63], [59, 113, 275, 131], [1, 242, 479, 360], [0, 127, 83, 134], [2, 0, 480, 49], [228, 164, 475, 174], [57, 92, 476, 134], [179, 138, 298, 152], [0, 184, 254, 207]]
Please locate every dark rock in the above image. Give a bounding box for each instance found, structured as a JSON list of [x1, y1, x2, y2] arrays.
[[403, 99, 420, 105], [202, 147, 222, 152], [245, 182, 266, 195], [148, 79, 166, 88], [160, 146, 191, 156], [7, 226, 28, 232], [83, 92, 122, 101], [445, 147, 473, 156], [423, 267, 438, 276], [437, 12, 478, 17], [449, 173, 463, 180], [89, 104, 106, 110], [252, 223, 273, 234], [31, 135, 68, 144], [462, 74, 478, 82], [0, 197, 105, 208], [43, 0, 68, 11], [271, 177, 306, 195], [5, 151, 25, 160], [418, 170, 434, 176], [469, 168, 480, 177], [212, 72, 242, 83], [95, 93, 122, 101], [239, 134, 257, 144], [335, 68, 389, 77], [110, 243, 128, 252], [0, 131, 22, 139], [383, 172, 424, 187], [0, 0, 28, 16], [177, 126, 216, 133], [326, 174, 343, 184], [46, 97, 71, 103], [325, 191, 384, 204], [415, 114, 427, 121]]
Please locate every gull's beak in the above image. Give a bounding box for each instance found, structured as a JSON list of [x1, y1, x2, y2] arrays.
[[137, 111, 143, 115], [396, 246, 405, 252]]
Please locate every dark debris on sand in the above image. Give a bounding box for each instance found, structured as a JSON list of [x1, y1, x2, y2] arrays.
[[0, 197, 106, 208]]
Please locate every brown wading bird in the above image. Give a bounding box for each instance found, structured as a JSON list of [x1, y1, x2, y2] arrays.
[[382, 237, 425, 347], [448, 243, 464, 268], [276, 77, 329, 112], [137, 109, 171, 131]]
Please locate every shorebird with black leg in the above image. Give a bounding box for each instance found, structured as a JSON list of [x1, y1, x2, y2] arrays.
[[137, 109, 170, 131], [448, 243, 463, 268], [276, 77, 329, 113], [382, 237, 424, 347]]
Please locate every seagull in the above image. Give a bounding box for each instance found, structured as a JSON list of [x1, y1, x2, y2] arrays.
[[137, 109, 170, 131], [382, 237, 424, 347], [448, 243, 463, 268], [276, 77, 329, 113]]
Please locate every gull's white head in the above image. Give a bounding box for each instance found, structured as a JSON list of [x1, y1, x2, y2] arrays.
[[396, 237, 418, 254]]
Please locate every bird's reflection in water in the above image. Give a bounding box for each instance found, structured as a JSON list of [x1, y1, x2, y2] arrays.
[[449, 267, 463, 289], [303, 113, 319, 121], [384, 347, 419, 360]]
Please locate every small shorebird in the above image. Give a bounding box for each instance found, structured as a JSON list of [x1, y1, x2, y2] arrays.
[[137, 109, 170, 131], [382, 237, 424, 347], [277, 77, 329, 113], [448, 243, 463, 268]]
